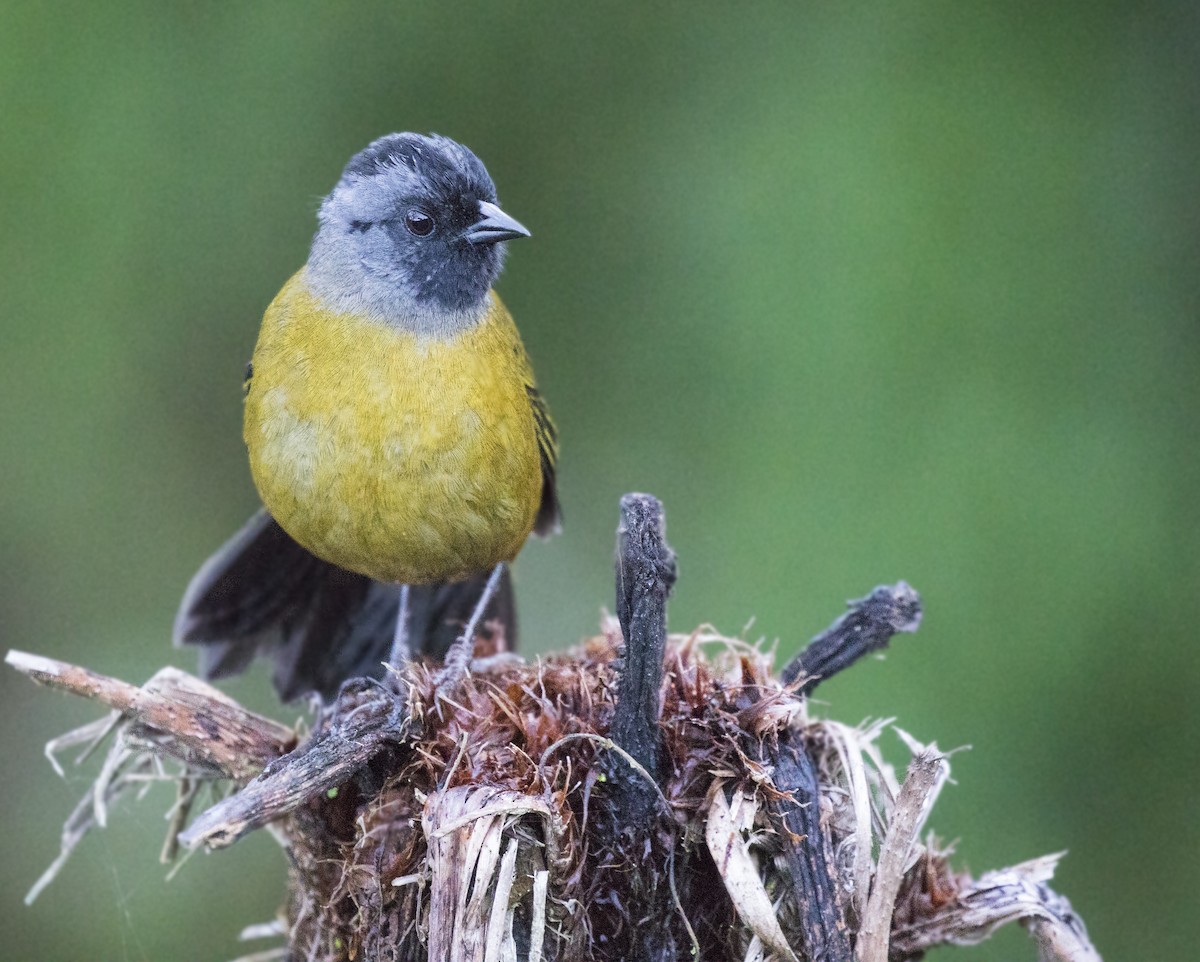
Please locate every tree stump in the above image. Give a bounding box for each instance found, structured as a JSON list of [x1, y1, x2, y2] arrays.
[[7, 494, 1101, 962]]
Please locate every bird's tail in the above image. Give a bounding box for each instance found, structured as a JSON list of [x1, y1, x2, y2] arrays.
[[173, 509, 516, 702]]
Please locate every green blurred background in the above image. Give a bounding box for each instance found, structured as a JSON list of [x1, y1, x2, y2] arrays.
[[3, 3, 1196, 959]]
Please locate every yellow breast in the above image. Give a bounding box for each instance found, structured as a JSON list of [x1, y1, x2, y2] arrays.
[[243, 271, 543, 584]]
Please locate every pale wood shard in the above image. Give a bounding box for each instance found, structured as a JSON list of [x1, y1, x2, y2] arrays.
[[5, 650, 294, 781], [890, 854, 1101, 962], [6, 652, 293, 903], [856, 738, 950, 962], [820, 719, 876, 922], [424, 786, 561, 962], [706, 783, 799, 962]]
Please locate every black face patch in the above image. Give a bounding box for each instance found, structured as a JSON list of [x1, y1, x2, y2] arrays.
[[382, 214, 503, 312]]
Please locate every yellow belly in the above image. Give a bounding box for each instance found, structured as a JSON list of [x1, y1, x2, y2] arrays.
[[243, 272, 543, 584]]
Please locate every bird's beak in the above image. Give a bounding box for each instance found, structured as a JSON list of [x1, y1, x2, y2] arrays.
[[464, 200, 531, 245]]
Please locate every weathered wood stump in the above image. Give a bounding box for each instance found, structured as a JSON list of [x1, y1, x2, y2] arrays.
[[7, 494, 1101, 962]]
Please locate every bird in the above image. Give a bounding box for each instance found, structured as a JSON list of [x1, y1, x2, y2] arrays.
[[173, 132, 559, 702]]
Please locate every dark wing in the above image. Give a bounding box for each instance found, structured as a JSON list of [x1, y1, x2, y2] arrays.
[[174, 509, 515, 702], [526, 384, 561, 536]]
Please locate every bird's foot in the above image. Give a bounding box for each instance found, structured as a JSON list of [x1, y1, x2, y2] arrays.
[[431, 562, 507, 709]]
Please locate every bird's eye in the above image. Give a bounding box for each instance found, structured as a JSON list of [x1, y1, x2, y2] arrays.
[[403, 208, 435, 237]]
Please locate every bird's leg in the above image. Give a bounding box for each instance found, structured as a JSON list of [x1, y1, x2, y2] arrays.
[[437, 562, 506, 687], [387, 584, 412, 672]]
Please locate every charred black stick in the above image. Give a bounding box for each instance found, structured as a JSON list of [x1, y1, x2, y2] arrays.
[[589, 495, 687, 961], [610, 495, 675, 771], [609, 493, 676, 790], [760, 732, 854, 962], [755, 584, 921, 962], [780, 581, 922, 692]]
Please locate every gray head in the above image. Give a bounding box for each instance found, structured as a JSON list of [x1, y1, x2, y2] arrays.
[[305, 132, 529, 332]]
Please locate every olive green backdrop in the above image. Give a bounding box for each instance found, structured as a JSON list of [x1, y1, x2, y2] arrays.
[[2, 3, 1196, 960]]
